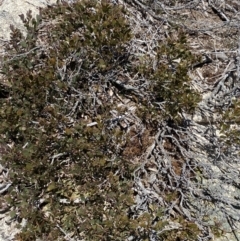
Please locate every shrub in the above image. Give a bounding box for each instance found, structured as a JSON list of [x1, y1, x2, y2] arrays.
[[220, 98, 240, 148], [0, 1, 140, 240], [134, 30, 201, 124], [0, 0, 203, 240]]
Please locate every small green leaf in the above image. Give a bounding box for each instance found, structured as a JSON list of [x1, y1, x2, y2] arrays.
[[47, 182, 57, 192], [9, 210, 17, 219], [98, 59, 106, 69]]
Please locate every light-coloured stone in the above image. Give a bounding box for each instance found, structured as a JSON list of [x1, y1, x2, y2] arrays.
[[0, 0, 57, 40]]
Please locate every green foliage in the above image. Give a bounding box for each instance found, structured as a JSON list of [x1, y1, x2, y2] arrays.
[[220, 99, 240, 147], [153, 32, 201, 121], [0, 1, 137, 240], [160, 218, 200, 241], [0, 1, 204, 240], [136, 31, 201, 124]]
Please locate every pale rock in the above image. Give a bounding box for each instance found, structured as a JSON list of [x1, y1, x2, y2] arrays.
[[0, 0, 57, 41]]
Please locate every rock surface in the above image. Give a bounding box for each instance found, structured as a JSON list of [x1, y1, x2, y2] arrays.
[[0, 0, 57, 40]]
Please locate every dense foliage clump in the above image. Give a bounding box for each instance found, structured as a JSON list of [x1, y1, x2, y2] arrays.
[[137, 31, 201, 124], [0, 1, 137, 240], [152, 33, 201, 121], [0, 0, 203, 240], [220, 98, 240, 147]]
